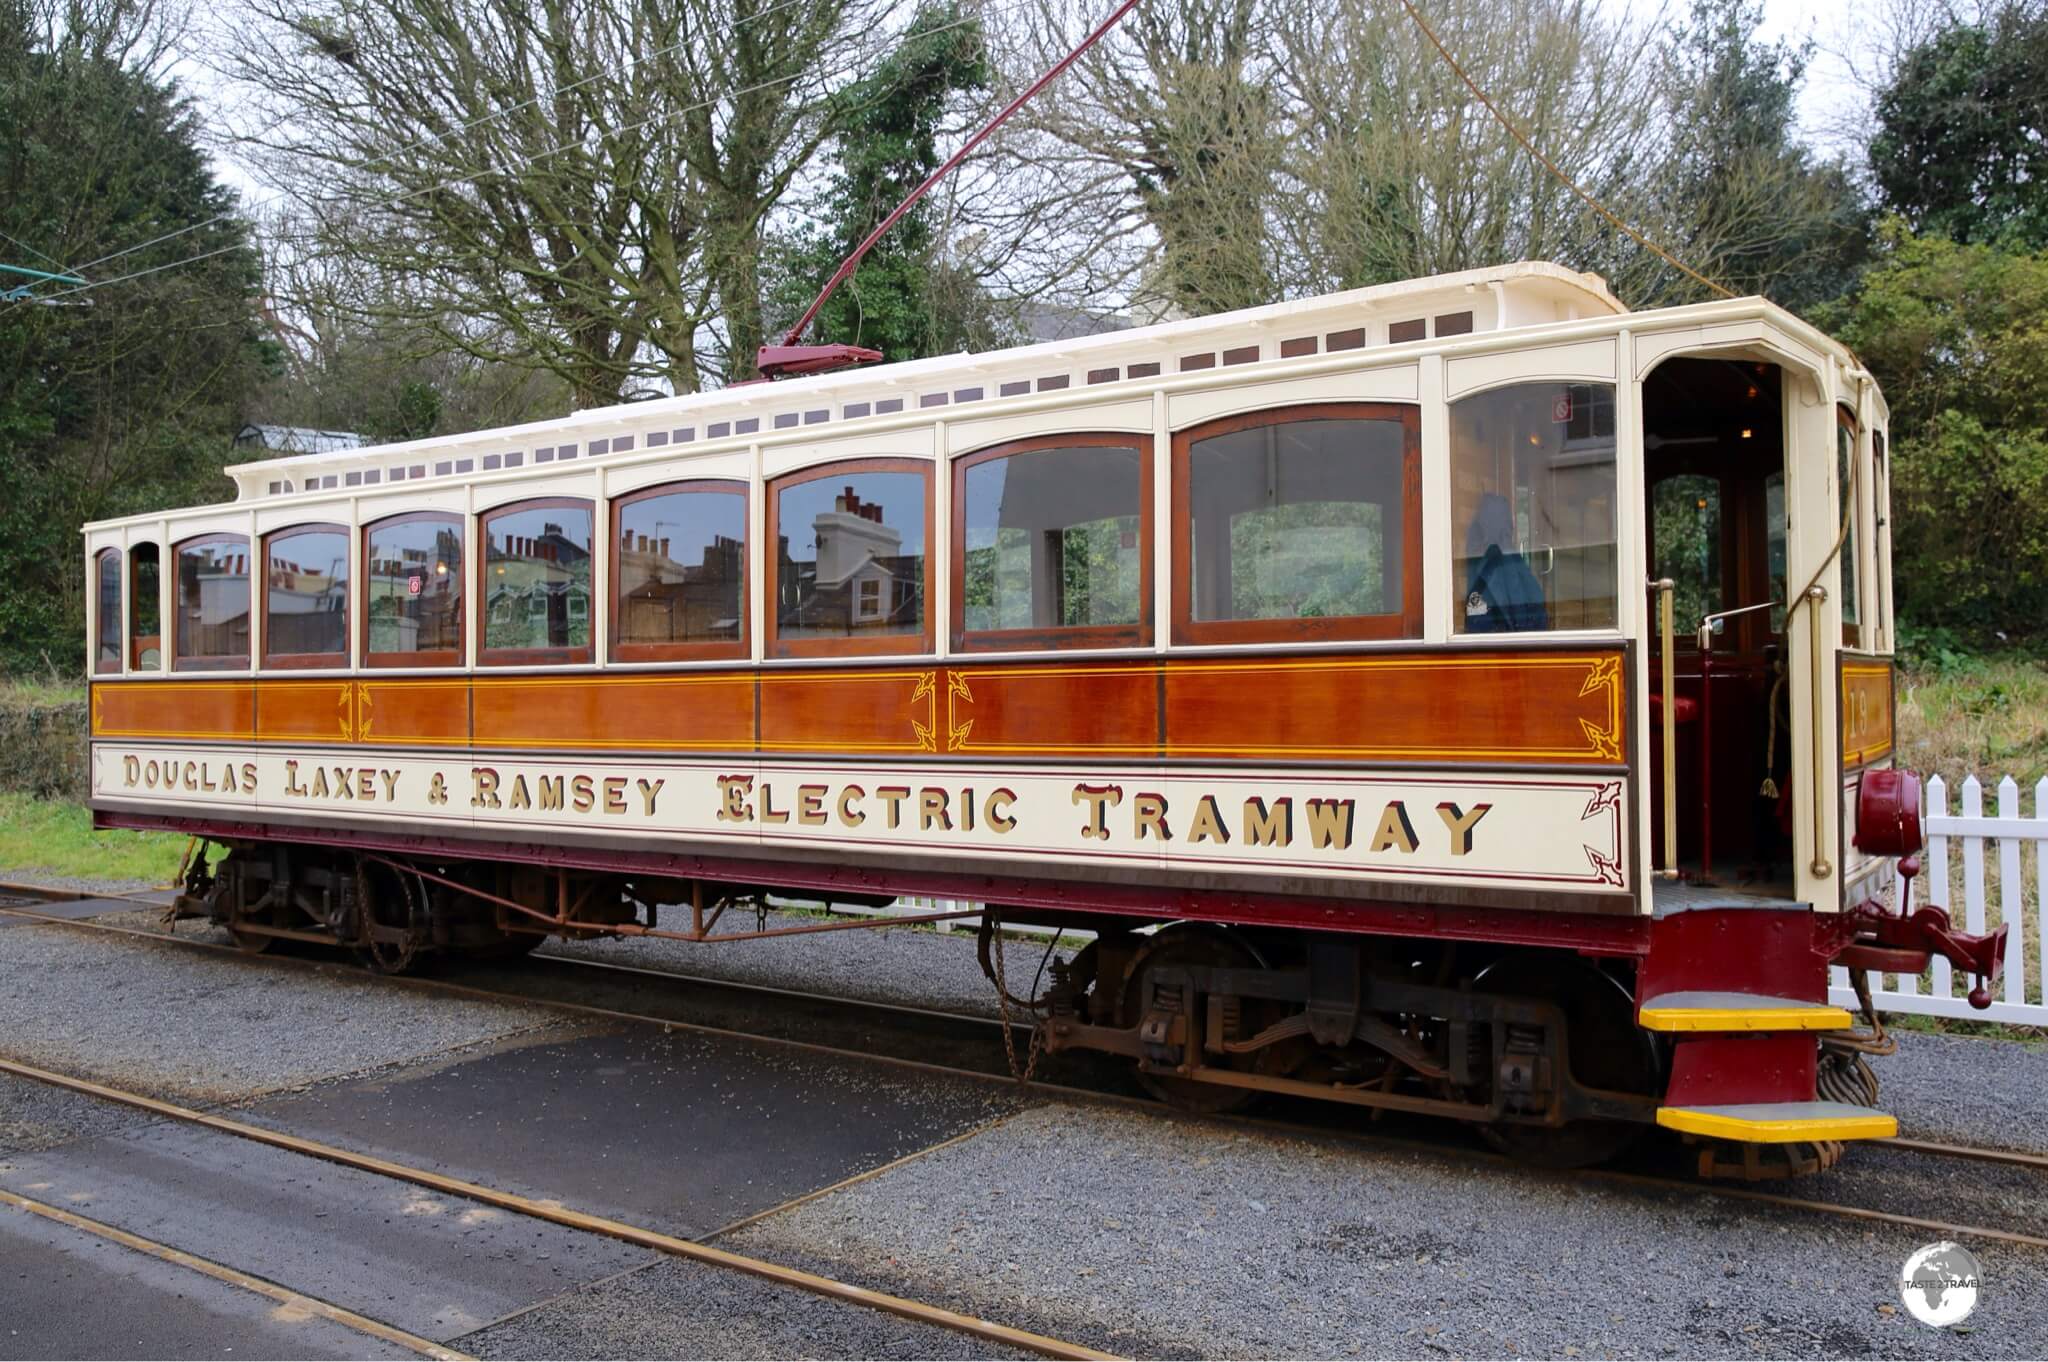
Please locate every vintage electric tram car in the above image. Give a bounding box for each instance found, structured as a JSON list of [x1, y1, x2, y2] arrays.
[[82, 262, 2006, 1174]]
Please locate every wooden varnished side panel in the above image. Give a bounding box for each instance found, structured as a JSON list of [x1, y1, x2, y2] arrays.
[[256, 680, 351, 744], [945, 662, 1161, 755], [90, 646, 1627, 767], [1161, 652, 1624, 763], [472, 674, 754, 751], [759, 670, 938, 753], [1841, 658, 1894, 768], [355, 678, 470, 747], [92, 681, 254, 741]]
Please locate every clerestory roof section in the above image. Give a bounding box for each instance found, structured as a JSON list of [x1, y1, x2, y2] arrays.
[[218, 262, 1626, 503]]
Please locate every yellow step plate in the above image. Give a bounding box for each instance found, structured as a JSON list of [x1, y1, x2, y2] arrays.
[[1638, 991, 1855, 1033], [1657, 1103, 1898, 1143]]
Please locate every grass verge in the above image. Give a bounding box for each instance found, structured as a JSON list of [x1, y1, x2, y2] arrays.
[[0, 793, 186, 886], [1897, 654, 2048, 788]]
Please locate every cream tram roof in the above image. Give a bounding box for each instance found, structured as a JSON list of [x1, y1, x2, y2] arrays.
[[219, 262, 1627, 504]]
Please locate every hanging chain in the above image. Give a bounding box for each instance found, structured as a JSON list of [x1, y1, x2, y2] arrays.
[[988, 916, 1047, 1086]]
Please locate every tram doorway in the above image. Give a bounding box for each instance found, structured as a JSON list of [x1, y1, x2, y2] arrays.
[[1642, 358, 1794, 890]]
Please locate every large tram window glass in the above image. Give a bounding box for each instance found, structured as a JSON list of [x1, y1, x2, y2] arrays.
[[363, 513, 463, 667], [93, 549, 121, 673], [956, 436, 1147, 651], [1650, 474, 1721, 634], [263, 525, 349, 667], [1174, 404, 1421, 645], [173, 535, 252, 670], [480, 499, 594, 664], [612, 481, 746, 661], [129, 543, 160, 671], [768, 460, 931, 657], [1451, 382, 1618, 633], [1837, 414, 1861, 643]]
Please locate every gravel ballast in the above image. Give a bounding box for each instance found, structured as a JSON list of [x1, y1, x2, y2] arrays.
[[458, 1255, 1032, 1360], [726, 1103, 2048, 1360], [1869, 1028, 2048, 1156], [0, 919, 564, 1104], [539, 906, 1063, 1021]]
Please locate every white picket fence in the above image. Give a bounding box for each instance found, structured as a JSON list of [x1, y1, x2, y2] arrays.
[[1830, 774, 2048, 1026]]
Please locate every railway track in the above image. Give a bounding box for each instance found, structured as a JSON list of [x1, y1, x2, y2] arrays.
[[1, 890, 2044, 1251], [0, 1053, 1114, 1360]]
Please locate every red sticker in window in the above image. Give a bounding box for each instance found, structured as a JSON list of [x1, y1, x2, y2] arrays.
[[407, 574, 423, 596], [1553, 392, 1572, 422]]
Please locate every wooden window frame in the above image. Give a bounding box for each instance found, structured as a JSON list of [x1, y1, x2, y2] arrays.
[[1171, 402, 1423, 647], [129, 542, 161, 672], [170, 532, 252, 673], [93, 547, 121, 675], [950, 432, 1152, 653], [261, 523, 351, 670], [766, 457, 935, 659], [609, 478, 749, 663], [362, 510, 464, 670], [478, 496, 597, 667]]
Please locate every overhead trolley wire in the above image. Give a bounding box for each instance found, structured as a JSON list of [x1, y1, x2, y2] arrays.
[[23, 1, 1025, 307], [1392, 0, 1738, 301]]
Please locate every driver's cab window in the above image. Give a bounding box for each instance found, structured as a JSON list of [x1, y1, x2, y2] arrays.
[[1451, 382, 1618, 633]]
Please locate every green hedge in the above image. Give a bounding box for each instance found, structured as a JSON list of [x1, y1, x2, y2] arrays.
[[0, 695, 87, 801]]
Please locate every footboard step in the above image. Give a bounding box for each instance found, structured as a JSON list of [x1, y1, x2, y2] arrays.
[[1656, 1102, 1898, 1143], [1639, 991, 1855, 1032]]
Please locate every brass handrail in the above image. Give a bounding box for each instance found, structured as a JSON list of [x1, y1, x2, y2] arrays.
[[1652, 578, 1678, 879], [1807, 583, 1833, 879]]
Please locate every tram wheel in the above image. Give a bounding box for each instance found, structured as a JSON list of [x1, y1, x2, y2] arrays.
[[1471, 954, 1660, 1169], [225, 922, 276, 954], [1117, 924, 1276, 1115], [354, 858, 430, 975]]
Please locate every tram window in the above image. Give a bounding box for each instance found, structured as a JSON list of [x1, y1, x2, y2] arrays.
[[263, 525, 349, 667], [173, 535, 252, 670], [956, 436, 1148, 651], [611, 481, 747, 662], [363, 513, 463, 667], [1837, 416, 1861, 641], [93, 549, 121, 673], [130, 544, 160, 671], [1650, 474, 1721, 633], [1174, 405, 1420, 645], [480, 499, 594, 664], [1451, 382, 1618, 633], [768, 460, 931, 657]]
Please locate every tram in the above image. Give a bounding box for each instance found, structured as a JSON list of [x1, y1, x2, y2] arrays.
[[81, 262, 2005, 1174]]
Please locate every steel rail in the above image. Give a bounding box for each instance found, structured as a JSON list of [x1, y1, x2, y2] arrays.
[[4, 899, 2046, 1243], [0, 1055, 1120, 1362], [0, 1186, 471, 1359]]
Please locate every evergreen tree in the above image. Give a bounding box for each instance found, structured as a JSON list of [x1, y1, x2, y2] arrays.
[[0, 0, 267, 672], [773, 3, 1008, 361], [1870, 5, 2048, 249], [1644, 0, 1868, 311]]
